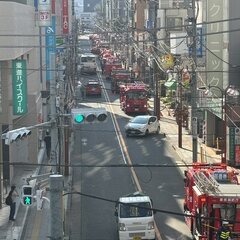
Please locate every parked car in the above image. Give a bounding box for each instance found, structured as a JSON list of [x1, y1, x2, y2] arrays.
[[85, 80, 102, 97], [125, 115, 160, 137]]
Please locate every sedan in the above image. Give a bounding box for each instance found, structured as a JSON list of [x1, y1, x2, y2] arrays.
[[125, 115, 160, 137]]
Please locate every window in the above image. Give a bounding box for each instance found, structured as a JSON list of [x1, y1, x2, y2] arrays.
[[149, 117, 156, 123], [126, 91, 146, 99], [120, 202, 152, 218], [173, 0, 185, 8], [166, 17, 183, 31]]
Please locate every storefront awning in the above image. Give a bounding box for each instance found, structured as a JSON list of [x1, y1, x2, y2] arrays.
[[164, 80, 177, 90]]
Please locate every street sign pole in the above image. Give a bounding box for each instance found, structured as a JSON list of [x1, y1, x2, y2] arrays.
[[50, 174, 63, 240], [50, 53, 58, 173]]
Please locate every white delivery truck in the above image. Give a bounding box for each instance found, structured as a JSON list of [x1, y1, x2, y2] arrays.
[[115, 192, 156, 240]]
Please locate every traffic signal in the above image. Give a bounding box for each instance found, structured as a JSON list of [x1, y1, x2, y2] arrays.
[[71, 108, 108, 124], [22, 185, 33, 206], [4, 127, 31, 145]]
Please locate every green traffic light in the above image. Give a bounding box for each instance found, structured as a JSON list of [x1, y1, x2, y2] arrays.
[[75, 114, 84, 123], [23, 196, 32, 205]]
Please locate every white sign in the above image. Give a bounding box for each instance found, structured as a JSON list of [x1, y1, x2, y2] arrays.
[[38, 10, 51, 26], [192, 117, 198, 139]]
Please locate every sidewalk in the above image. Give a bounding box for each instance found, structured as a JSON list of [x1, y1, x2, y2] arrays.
[[0, 146, 46, 240], [160, 107, 222, 165], [158, 101, 240, 178]]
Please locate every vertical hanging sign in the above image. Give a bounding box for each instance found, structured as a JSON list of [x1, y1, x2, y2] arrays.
[[62, 0, 69, 34], [12, 60, 28, 115], [45, 0, 56, 81], [46, 16, 56, 81], [38, 0, 52, 27]]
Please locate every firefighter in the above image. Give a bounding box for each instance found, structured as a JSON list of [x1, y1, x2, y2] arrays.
[[216, 221, 232, 240]]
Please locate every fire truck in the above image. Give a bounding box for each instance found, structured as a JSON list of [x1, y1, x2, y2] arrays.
[[183, 163, 240, 239], [111, 69, 131, 93], [119, 83, 149, 114], [103, 59, 122, 80]]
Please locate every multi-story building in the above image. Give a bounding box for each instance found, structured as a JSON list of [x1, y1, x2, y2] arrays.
[[200, 0, 240, 166], [0, 0, 74, 198], [0, 1, 43, 184]]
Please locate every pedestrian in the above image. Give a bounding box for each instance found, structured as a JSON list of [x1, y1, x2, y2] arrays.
[[44, 131, 51, 159], [216, 221, 232, 240], [8, 185, 19, 221]]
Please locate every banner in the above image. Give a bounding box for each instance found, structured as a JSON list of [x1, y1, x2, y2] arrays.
[[12, 60, 28, 115], [45, 16, 56, 81], [62, 0, 69, 34]]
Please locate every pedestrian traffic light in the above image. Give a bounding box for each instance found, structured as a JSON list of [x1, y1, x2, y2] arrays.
[[22, 185, 33, 206], [71, 108, 108, 124], [3, 127, 31, 145]]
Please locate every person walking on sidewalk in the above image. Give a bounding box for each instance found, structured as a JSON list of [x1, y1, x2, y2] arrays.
[[44, 130, 51, 160], [8, 185, 19, 221]]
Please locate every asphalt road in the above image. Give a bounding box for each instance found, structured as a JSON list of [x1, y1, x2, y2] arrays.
[[20, 72, 193, 239], [68, 73, 193, 240]]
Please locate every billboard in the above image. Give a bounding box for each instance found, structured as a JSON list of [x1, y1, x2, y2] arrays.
[[45, 16, 56, 81]]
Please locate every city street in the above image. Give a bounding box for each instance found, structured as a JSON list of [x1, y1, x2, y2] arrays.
[[67, 74, 192, 240], [1, 1, 240, 240]]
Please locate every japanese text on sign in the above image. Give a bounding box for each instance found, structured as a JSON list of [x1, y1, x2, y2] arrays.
[[12, 60, 27, 115]]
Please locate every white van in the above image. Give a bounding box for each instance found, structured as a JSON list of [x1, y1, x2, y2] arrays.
[[115, 192, 156, 240], [79, 53, 97, 74]]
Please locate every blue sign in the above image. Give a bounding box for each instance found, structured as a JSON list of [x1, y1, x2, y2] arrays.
[[34, 0, 38, 11], [45, 16, 56, 81], [189, 27, 203, 57], [146, 20, 154, 29]]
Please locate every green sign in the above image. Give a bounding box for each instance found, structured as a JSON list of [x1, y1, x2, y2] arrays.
[[229, 127, 235, 163], [12, 60, 27, 115], [56, 38, 64, 46]]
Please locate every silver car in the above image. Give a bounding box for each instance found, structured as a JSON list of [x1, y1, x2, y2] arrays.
[[125, 115, 160, 137]]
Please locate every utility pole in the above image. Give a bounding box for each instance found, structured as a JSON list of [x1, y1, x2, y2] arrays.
[[189, 0, 198, 162], [50, 53, 58, 173], [50, 174, 63, 240], [153, 0, 160, 119], [126, 0, 129, 66], [178, 67, 183, 148]]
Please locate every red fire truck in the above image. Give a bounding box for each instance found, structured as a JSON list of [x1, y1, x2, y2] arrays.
[[183, 163, 240, 239], [103, 59, 122, 80], [111, 69, 131, 93], [119, 83, 149, 114]]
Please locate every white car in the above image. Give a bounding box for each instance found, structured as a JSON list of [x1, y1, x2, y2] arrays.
[[125, 115, 160, 137]]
